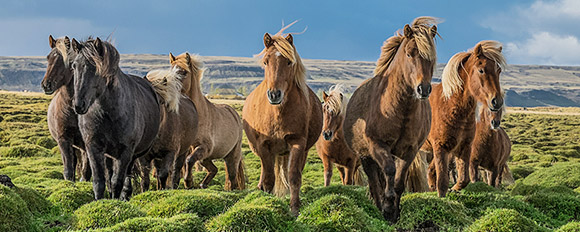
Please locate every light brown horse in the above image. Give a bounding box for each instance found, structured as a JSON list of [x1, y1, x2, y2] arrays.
[[315, 85, 364, 186], [343, 17, 439, 222], [170, 53, 245, 190], [136, 67, 199, 191], [470, 104, 511, 187], [242, 24, 323, 216], [422, 40, 507, 197]]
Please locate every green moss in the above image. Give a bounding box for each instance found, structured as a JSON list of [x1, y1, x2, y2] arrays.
[[556, 221, 580, 232], [95, 213, 206, 232], [34, 136, 57, 149], [14, 185, 53, 215], [524, 192, 580, 225], [467, 209, 549, 232], [0, 144, 53, 157], [74, 199, 146, 230], [510, 182, 578, 196], [396, 192, 471, 231], [47, 184, 94, 213], [302, 185, 381, 220], [463, 182, 499, 193], [298, 194, 392, 232], [522, 163, 580, 189], [0, 185, 39, 232]]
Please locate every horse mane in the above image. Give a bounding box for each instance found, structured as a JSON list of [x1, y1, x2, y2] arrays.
[[79, 38, 120, 79], [174, 53, 205, 92], [374, 16, 440, 77], [55, 37, 72, 68], [255, 21, 307, 96], [325, 84, 348, 117], [442, 40, 507, 99], [146, 67, 184, 113]]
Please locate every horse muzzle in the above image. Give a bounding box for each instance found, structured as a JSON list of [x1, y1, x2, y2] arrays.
[[416, 84, 431, 100], [74, 101, 89, 115], [490, 119, 501, 130], [267, 89, 283, 105], [323, 130, 334, 141], [42, 82, 55, 95]]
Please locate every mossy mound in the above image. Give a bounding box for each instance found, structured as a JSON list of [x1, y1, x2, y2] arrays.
[[524, 192, 580, 226], [463, 182, 499, 193], [298, 194, 392, 232], [94, 213, 206, 232], [131, 189, 239, 219], [396, 192, 472, 231], [556, 221, 580, 232], [466, 209, 549, 232], [0, 144, 53, 157], [34, 136, 57, 149], [522, 163, 580, 189], [0, 185, 39, 232], [302, 185, 381, 219], [13, 185, 53, 215], [47, 183, 94, 213], [510, 182, 578, 196], [74, 199, 146, 230], [205, 191, 298, 232]]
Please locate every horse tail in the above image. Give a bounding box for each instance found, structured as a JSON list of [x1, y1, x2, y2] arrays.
[[236, 159, 246, 190], [353, 165, 367, 186], [405, 151, 430, 192], [273, 155, 290, 197], [501, 165, 515, 185]]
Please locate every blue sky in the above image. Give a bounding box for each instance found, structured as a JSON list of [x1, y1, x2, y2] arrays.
[[1, 0, 579, 65]]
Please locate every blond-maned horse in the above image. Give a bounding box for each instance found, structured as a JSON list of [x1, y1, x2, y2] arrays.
[[170, 53, 245, 190], [315, 85, 364, 186], [421, 40, 506, 197], [242, 23, 323, 216], [343, 17, 440, 222]]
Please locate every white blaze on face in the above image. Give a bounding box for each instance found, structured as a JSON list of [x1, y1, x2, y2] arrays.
[[275, 51, 281, 57]]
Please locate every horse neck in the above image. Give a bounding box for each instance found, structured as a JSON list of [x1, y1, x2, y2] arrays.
[[185, 70, 210, 107], [448, 65, 477, 110], [56, 73, 75, 103], [377, 61, 416, 111]]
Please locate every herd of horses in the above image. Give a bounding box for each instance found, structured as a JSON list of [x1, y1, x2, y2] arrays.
[[41, 16, 512, 223]]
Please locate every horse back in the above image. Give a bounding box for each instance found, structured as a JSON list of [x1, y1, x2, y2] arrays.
[[124, 74, 162, 154], [306, 87, 323, 149]]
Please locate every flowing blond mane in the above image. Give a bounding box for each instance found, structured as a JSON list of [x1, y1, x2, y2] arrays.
[[55, 37, 72, 68], [255, 21, 307, 96], [324, 84, 348, 117], [78, 38, 120, 79], [172, 53, 206, 97], [146, 67, 184, 113], [374, 16, 440, 77], [442, 40, 507, 99]]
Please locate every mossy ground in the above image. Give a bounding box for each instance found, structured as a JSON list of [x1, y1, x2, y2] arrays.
[[1, 92, 579, 231]]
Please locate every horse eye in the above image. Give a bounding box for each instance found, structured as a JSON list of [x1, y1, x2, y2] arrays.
[[407, 53, 411, 58], [479, 69, 484, 74], [288, 61, 292, 65], [264, 60, 268, 66]]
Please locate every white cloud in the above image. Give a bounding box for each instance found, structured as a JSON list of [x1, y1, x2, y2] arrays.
[[483, 0, 580, 65]]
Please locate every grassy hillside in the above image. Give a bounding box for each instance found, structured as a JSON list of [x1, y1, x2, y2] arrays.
[[1, 91, 579, 231], [1, 55, 580, 107]]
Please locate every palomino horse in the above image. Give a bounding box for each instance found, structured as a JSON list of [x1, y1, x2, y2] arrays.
[[170, 53, 245, 190], [242, 24, 323, 216], [343, 17, 439, 222], [315, 85, 363, 186], [470, 104, 512, 187], [71, 38, 162, 199], [422, 40, 507, 197], [136, 67, 199, 190], [42, 35, 91, 181]]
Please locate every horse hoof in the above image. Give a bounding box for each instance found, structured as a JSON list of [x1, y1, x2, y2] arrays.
[[199, 184, 208, 189]]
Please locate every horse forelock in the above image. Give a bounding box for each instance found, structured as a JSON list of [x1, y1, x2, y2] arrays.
[[54, 38, 72, 68], [325, 84, 348, 117], [173, 53, 205, 91], [79, 39, 120, 79], [146, 67, 184, 113]]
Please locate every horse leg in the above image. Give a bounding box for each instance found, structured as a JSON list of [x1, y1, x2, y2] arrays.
[[490, 167, 500, 188], [120, 158, 136, 201], [360, 156, 386, 216], [155, 152, 174, 190], [257, 147, 275, 193], [433, 147, 450, 197], [287, 139, 307, 217], [321, 156, 333, 187], [199, 159, 218, 189], [58, 140, 77, 181], [171, 153, 186, 189], [337, 166, 346, 185], [111, 150, 132, 199], [345, 159, 357, 185], [452, 149, 471, 191], [105, 157, 114, 196], [368, 141, 397, 222], [394, 152, 415, 212], [135, 158, 151, 192], [184, 146, 206, 189], [79, 149, 92, 181], [224, 143, 242, 190], [86, 147, 106, 199], [469, 155, 481, 183], [428, 159, 437, 191]]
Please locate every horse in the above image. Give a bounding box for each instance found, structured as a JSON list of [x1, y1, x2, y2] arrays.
[[343, 17, 439, 222], [42, 35, 91, 182], [71, 37, 163, 200], [169, 52, 245, 190], [470, 103, 512, 187], [135, 67, 199, 191], [421, 40, 507, 197], [315, 85, 364, 186], [242, 24, 323, 216]]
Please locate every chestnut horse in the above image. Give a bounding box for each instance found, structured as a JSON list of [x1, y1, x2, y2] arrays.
[[71, 38, 162, 199], [315, 85, 364, 186], [422, 40, 507, 197], [470, 104, 511, 187], [343, 17, 439, 222], [42, 35, 91, 182], [242, 24, 323, 216], [135, 67, 199, 191], [170, 53, 245, 190]]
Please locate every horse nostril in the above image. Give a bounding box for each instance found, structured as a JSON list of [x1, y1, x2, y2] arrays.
[[425, 84, 432, 95], [417, 85, 423, 95]]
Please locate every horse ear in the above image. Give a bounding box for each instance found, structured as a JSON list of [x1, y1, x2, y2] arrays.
[[162, 77, 168, 85], [430, 25, 438, 38], [285, 34, 293, 46], [63, 36, 71, 49], [94, 37, 104, 56], [49, 35, 56, 48], [264, 33, 273, 48], [169, 53, 176, 62], [339, 93, 343, 101], [71, 38, 81, 53], [185, 53, 191, 64], [474, 43, 483, 57], [322, 91, 328, 101], [404, 24, 413, 38], [498, 45, 503, 53]]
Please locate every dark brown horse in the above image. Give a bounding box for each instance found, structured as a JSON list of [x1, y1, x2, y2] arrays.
[[315, 85, 363, 186], [470, 104, 511, 187], [242, 24, 323, 216], [343, 17, 439, 222], [136, 68, 199, 191], [422, 40, 507, 197], [42, 35, 91, 182], [170, 53, 245, 191], [71, 38, 162, 200]]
